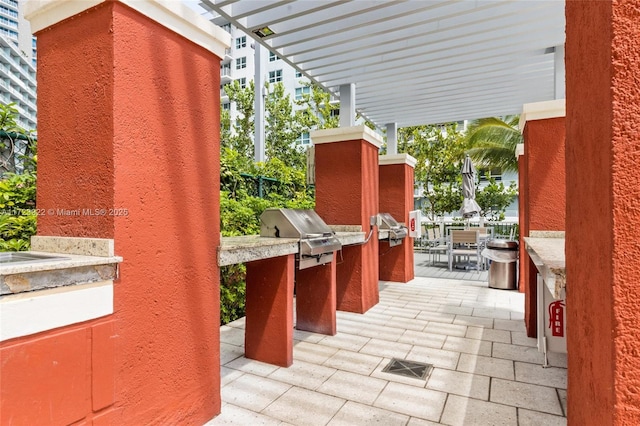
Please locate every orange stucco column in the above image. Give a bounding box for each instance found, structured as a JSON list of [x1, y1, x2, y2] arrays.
[[518, 101, 566, 337], [566, 2, 640, 424], [19, 2, 230, 425], [296, 257, 337, 335], [516, 143, 526, 293], [312, 126, 381, 314], [378, 154, 416, 283], [245, 255, 295, 367]]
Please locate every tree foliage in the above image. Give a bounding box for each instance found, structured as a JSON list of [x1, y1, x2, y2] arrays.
[[295, 81, 339, 130], [223, 79, 255, 162], [465, 115, 521, 173], [218, 82, 326, 324], [475, 176, 518, 221], [396, 121, 518, 221], [0, 102, 37, 251], [397, 124, 470, 220], [265, 82, 306, 168]]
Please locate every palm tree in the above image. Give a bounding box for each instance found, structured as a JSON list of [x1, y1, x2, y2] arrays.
[[465, 116, 521, 173]]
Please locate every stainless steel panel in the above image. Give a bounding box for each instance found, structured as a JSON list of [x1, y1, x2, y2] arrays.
[[298, 252, 334, 270], [260, 208, 333, 239], [300, 237, 341, 256]]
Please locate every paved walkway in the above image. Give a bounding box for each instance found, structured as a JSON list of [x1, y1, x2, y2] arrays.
[[414, 252, 489, 283], [208, 268, 566, 425]]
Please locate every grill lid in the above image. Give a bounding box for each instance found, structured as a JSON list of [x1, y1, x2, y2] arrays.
[[378, 212, 408, 246], [378, 212, 406, 231], [260, 208, 334, 239]]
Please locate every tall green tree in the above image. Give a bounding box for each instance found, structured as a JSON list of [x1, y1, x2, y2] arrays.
[[223, 80, 255, 164], [397, 123, 470, 220], [465, 116, 521, 173], [264, 82, 306, 169], [295, 82, 339, 130], [475, 177, 518, 221]]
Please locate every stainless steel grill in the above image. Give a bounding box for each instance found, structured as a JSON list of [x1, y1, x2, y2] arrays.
[[260, 208, 342, 269], [378, 213, 408, 247]]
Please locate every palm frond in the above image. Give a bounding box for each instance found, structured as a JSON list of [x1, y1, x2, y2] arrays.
[[465, 116, 522, 172]]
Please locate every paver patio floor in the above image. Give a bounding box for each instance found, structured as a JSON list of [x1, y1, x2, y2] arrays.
[[207, 256, 566, 425]]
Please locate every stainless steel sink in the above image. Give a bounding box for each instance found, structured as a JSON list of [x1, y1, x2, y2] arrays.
[[0, 252, 69, 265]]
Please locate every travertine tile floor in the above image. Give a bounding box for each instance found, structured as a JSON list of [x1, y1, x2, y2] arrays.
[[207, 276, 567, 426]]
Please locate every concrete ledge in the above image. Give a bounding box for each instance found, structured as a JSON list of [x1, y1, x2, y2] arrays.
[[529, 230, 565, 238], [379, 153, 417, 168], [218, 231, 368, 266], [329, 225, 362, 232], [515, 143, 524, 157], [0, 263, 117, 296], [524, 237, 566, 299], [218, 236, 299, 267], [335, 231, 366, 246], [311, 125, 383, 148], [25, 0, 230, 58], [32, 235, 114, 256], [519, 99, 566, 131], [0, 251, 122, 276]]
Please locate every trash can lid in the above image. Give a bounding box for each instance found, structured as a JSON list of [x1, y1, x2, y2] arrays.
[[487, 239, 518, 249]]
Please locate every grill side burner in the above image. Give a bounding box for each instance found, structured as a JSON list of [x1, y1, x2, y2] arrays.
[[260, 208, 342, 269], [378, 212, 408, 247]]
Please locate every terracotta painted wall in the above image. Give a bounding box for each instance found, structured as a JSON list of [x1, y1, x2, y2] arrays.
[[0, 319, 117, 425], [523, 117, 566, 232], [520, 117, 566, 337], [566, 2, 640, 424], [315, 140, 366, 225], [315, 139, 380, 312], [378, 163, 414, 282], [36, 4, 115, 238], [11, 3, 223, 425]]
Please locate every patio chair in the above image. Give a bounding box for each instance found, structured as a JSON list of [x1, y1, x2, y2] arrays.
[[448, 229, 482, 271], [426, 227, 448, 265], [476, 226, 494, 239], [476, 226, 493, 269], [413, 225, 430, 252]]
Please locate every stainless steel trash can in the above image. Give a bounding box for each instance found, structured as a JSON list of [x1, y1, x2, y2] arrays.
[[484, 240, 518, 290]]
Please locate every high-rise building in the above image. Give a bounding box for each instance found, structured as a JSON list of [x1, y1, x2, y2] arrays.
[[0, 0, 36, 131]]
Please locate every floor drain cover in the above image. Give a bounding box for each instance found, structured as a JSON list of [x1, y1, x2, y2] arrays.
[[382, 358, 433, 380]]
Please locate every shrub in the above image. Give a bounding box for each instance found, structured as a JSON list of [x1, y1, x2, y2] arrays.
[[219, 152, 314, 325]]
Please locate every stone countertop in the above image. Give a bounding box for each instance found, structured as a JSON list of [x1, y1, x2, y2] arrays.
[[218, 231, 367, 267], [336, 231, 366, 246], [0, 252, 123, 295], [0, 251, 123, 276], [218, 235, 299, 266], [523, 237, 566, 299]]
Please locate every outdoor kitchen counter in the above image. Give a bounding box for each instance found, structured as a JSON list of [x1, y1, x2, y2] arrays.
[[524, 236, 566, 298], [218, 235, 299, 267], [218, 231, 366, 267]]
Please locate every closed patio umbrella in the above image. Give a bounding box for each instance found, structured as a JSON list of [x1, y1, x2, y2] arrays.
[[459, 155, 481, 219], [455, 155, 482, 270]]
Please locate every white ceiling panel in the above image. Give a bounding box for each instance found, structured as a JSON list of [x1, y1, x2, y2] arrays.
[[201, 0, 566, 128]]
